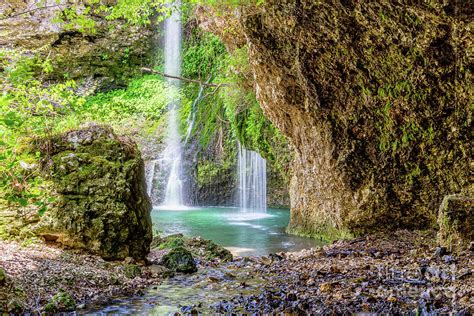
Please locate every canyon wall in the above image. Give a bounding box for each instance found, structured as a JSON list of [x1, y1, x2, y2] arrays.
[[238, 0, 471, 239]]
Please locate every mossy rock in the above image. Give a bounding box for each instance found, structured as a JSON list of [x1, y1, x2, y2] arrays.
[[33, 125, 153, 261], [186, 237, 233, 262], [437, 194, 474, 251], [123, 264, 141, 279], [43, 290, 76, 313], [204, 243, 233, 262], [152, 234, 186, 250], [161, 247, 197, 273]]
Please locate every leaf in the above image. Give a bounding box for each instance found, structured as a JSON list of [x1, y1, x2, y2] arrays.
[[18, 198, 28, 207], [38, 205, 47, 216]]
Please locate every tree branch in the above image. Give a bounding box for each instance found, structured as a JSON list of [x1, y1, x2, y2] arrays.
[[0, 4, 63, 20], [141, 67, 231, 87]]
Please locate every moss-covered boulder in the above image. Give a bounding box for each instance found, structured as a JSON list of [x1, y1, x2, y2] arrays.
[[43, 290, 76, 313], [33, 125, 153, 260], [186, 237, 233, 262], [161, 247, 197, 273], [437, 194, 474, 251]]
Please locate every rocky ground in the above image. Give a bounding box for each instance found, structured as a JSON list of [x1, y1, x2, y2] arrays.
[[0, 240, 159, 313], [1, 230, 473, 314], [0, 234, 231, 313], [211, 230, 474, 314]]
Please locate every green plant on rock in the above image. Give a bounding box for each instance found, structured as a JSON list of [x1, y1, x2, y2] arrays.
[[0, 49, 80, 218], [157, 235, 186, 249], [43, 290, 76, 313], [123, 264, 142, 279]]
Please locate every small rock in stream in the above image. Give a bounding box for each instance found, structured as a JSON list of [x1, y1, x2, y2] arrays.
[[433, 247, 448, 258]]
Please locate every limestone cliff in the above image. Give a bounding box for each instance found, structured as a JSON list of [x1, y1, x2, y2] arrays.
[[241, 0, 472, 239]]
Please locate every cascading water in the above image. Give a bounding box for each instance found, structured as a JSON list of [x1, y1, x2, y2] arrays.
[[145, 159, 159, 197], [238, 143, 267, 212], [161, 0, 186, 208]]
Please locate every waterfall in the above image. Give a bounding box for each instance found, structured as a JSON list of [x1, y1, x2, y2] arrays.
[[238, 143, 267, 212], [145, 159, 158, 197], [161, 0, 186, 208], [184, 77, 210, 144]]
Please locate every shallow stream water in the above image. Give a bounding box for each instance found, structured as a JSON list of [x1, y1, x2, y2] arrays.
[[84, 207, 321, 315], [152, 207, 319, 256]]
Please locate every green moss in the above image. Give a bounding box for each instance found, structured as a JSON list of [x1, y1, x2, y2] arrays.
[[161, 247, 197, 273], [286, 224, 354, 243], [157, 235, 185, 250], [43, 290, 76, 312], [203, 242, 233, 262]]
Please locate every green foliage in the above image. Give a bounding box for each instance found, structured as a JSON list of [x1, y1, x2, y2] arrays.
[[0, 49, 81, 216], [123, 264, 141, 279], [83, 75, 178, 122], [43, 290, 76, 312], [182, 33, 227, 79], [180, 27, 290, 181], [0, 48, 177, 218]]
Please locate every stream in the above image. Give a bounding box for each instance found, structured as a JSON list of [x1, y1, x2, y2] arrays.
[[84, 208, 321, 315]]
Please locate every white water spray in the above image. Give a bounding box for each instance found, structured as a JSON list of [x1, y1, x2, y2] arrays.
[[238, 143, 267, 212], [161, 0, 186, 208]]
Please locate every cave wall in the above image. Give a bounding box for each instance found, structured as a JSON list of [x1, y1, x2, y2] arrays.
[[238, 0, 472, 239]]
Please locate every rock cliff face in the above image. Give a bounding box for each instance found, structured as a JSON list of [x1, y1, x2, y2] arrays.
[[0, 0, 153, 91], [236, 1, 471, 239], [34, 125, 153, 260]]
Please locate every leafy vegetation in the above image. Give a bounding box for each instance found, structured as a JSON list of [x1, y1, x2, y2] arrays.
[[0, 0, 289, 232], [0, 49, 181, 222]]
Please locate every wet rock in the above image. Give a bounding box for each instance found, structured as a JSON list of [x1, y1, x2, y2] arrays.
[[443, 255, 456, 264], [260, 256, 272, 265], [287, 293, 297, 301], [161, 247, 197, 273], [33, 125, 153, 260], [433, 246, 448, 258], [148, 265, 173, 278], [43, 290, 76, 313]]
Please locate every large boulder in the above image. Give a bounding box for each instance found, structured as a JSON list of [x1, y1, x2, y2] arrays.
[[34, 125, 153, 260], [236, 1, 471, 239]]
